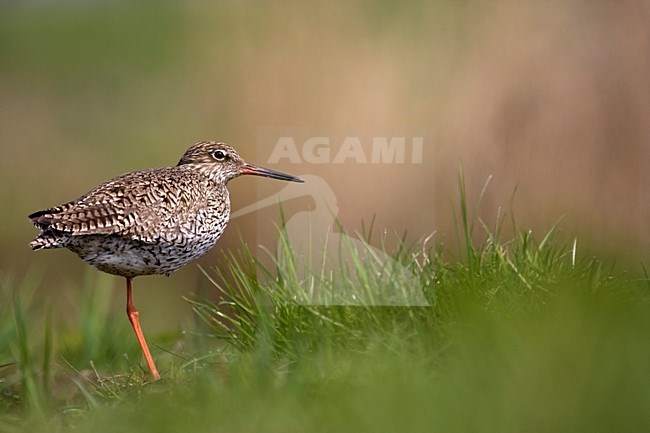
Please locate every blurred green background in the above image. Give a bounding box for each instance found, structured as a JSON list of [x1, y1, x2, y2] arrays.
[[1, 1, 649, 331]]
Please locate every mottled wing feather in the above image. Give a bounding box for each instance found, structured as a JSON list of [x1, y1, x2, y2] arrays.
[[28, 202, 130, 235], [29, 168, 166, 237], [29, 167, 209, 240]]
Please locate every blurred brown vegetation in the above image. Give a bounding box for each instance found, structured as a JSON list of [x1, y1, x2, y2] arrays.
[[1, 1, 649, 328]]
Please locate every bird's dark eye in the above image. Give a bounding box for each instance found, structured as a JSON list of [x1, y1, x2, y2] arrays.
[[212, 150, 227, 161]]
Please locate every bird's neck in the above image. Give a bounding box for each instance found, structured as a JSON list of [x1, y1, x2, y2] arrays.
[[182, 164, 227, 185]]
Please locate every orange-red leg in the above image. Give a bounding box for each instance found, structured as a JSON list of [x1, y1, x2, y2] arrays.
[[126, 277, 161, 380]]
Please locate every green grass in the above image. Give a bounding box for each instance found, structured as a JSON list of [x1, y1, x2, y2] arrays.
[[2, 184, 650, 432]]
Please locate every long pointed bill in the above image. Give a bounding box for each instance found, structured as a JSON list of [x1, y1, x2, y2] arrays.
[[240, 163, 304, 183]]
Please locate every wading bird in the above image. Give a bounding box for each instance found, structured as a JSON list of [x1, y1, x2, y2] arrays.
[[28, 141, 304, 380]]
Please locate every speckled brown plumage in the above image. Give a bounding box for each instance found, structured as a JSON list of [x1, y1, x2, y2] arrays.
[[29, 141, 303, 277], [28, 140, 303, 380]]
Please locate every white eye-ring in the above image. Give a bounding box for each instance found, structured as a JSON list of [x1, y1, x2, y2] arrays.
[[212, 150, 227, 161]]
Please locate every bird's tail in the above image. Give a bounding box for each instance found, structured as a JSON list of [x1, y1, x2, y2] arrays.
[[29, 231, 67, 250]]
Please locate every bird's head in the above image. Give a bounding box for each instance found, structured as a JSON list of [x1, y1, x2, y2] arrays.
[[178, 141, 304, 184]]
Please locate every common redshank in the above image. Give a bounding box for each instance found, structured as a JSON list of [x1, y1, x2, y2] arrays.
[[28, 141, 304, 380]]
